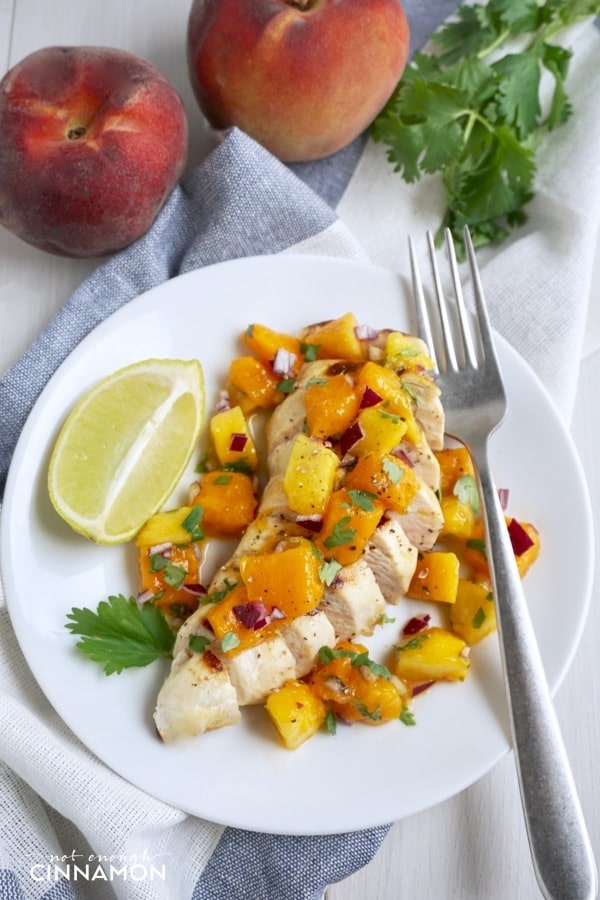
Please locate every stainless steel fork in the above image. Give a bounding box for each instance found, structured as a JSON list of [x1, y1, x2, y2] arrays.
[[409, 227, 598, 900]]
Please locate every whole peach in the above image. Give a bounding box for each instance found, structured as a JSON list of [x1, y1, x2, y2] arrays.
[[187, 0, 409, 162], [0, 47, 188, 257]]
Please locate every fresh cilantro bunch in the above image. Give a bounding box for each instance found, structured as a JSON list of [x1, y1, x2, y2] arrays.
[[372, 0, 600, 255]]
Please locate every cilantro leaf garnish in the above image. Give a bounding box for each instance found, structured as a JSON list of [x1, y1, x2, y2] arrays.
[[454, 473, 481, 515], [276, 377, 296, 395], [220, 632, 241, 653], [371, 0, 598, 255], [319, 559, 343, 586], [325, 709, 337, 735], [400, 706, 416, 726], [181, 504, 204, 541], [472, 607, 486, 629], [189, 633, 212, 653], [347, 488, 377, 512], [323, 516, 357, 549], [317, 645, 392, 680], [382, 457, 404, 485], [300, 342, 321, 362], [65, 594, 175, 675]]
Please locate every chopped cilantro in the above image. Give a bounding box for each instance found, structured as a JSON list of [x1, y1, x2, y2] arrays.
[[223, 460, 253, 475], [189, 634, 212, 653], [397, 634, 429, 651], [400, 707, 416, 726], [206, 579, 238, 604], [305, 376, 328, 387], [379, 612, 396, 625], [319, 559, 343, 586], [323, 516, 357, 549], [220, 632, 241, 653], [325, 709, 337, 735], [276, 377, 296, 394], [212, 473, 232, 485], [300, 342, 321, 362], [466, 538, 487, 559], [454, 474, 481, 515], [347, 488, 377, 512], [355, 702, 382, 721], [382, 457, 404, 485], [182, 505, 205, 541], [472, 607, 486, 629]]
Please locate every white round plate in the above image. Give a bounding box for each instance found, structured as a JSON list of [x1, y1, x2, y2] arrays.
[[1, 255, 594, 834]]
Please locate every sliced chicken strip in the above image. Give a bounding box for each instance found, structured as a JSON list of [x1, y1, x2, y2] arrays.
[[154, 647, 241, 742], [223, 635, 297, 706], [319, 558, 386, 641], [281, 610, 335, 678], [393, 483, 444, 551], [394, 439, 440, 491], [402, 372, 444, 451], [363, 518, 418, 603]]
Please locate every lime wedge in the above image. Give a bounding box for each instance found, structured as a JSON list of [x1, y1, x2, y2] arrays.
[[48, 358, 205, 544]]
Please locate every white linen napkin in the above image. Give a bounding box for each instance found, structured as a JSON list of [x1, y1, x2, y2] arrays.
[[0, 8, 599, 900]]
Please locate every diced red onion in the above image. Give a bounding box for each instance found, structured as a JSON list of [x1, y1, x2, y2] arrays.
[[136, 589, 154, 608], [340, 420, 365, 456], [272, 348, 297, 377], [270, 607, 286, 621], [182, 583, 208, 596], [149, 542, 172, 557], [354, 324, 379, 340], [392, 448, 414, 468], [295, 514, 323, 533], [411, 681, 435, 697], [507, 518, 535, 556], [229, 432, 248, 452], [234, 601, 269, 629], [403, 614, 431, 635], [498, 488, 510, 511], [359, 386, 383, 409], [215, 390, 231, 412]]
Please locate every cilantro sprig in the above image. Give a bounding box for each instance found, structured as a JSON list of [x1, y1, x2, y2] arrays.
[[372, 0, 600, 255], [66, 594, 175, 675]]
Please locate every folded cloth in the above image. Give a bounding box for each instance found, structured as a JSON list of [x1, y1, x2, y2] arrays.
[[1, 8, 599, 900]]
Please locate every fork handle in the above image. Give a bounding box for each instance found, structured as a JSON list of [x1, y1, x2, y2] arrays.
[[471, 440, 598, 900]]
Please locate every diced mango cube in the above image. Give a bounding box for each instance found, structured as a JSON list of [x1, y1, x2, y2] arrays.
[[440, 496, 475, 539], [450, 579, 497, 644], [344, 452, 419, 515], [355, 362, 421, 444], [310, 641, 403, 724], [434, 447, 475, 495], [209, 405, 258, 471], [239, 539, 324, 619], [353, 406, 408, 456], [407, 551, 460, 604], [384, 331, 434, 371], [228, 356, 281, 412], [308, 313, 366, 361], [135, 506, 199, 547], [305, 373, 361, 439], [283, 433, 339, 516], [191, 471, 257, 537], [314, 488, 384, 566], [242, 323, 301, 364], [265, 680, 327, 750], [394, 627, 470, 684]]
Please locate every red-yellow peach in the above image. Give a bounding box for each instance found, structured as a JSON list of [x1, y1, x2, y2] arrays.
[[0, 46, 188, 257], [187, 0, 410, 162]]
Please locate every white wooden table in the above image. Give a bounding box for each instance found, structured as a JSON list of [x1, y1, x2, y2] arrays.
[[1, 3, 598, 898]]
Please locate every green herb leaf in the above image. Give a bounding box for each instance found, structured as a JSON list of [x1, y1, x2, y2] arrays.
[[213, 473, 232, 485], [319, 559, 343, 586], [207, 579, 238, 604], [220, 632, 241, 653], [189, 633, 212, 653], [466, 537, 487, 559], [355, 702, 382, 721], [400, 706, 416, 726], [181, 505, 205, 541], [397, 634, 430, 651], [351, 652, 392, 681], [65, 594, 175, 675], [453, 473, 481, 515], [323, 516, 357, 549], [371, 0, 596, 255], [325, 709, 337, 735], [276, 378, 296, 395], [382, 457, 404, 485], [347, 488, 378, 512], [472, 607, 486, 629], [300, 342, 321, 362], [163, 563, 187, 589]]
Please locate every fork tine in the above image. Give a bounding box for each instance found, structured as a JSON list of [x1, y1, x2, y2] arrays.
[[445, 228, 478, 369], [426, 231, 458, 372], [408, 236, 438, 371], [463, 226, 501, 371]]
